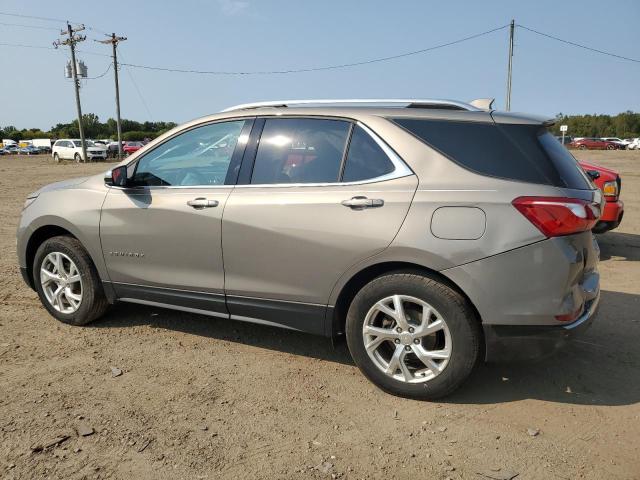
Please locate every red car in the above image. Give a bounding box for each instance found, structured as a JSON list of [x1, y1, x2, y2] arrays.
[[123, 141, 144, 155], [579, 161, 624, 233], [570, 138, 621, 150]]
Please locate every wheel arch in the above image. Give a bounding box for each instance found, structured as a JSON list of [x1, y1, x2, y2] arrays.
[[329, 261, 484, 351], [24, 225, 79, 289]]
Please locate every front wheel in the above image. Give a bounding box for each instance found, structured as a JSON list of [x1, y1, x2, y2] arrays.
[[53, 153, 60, 162], [33, 236, 109, 325], [346, 272, 481, 400], [606, 144, 616, 150], [579, 145, 588, 150], [74, 153, 82, 162]]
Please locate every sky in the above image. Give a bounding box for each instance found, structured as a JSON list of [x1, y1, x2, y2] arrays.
[[0, 0, 639, 130]]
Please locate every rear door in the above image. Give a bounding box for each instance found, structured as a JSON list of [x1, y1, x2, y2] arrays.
[[221, 117, 418, 334]]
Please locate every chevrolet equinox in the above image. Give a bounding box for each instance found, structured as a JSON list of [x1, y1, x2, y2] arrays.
[[17, 99, 601, 399]]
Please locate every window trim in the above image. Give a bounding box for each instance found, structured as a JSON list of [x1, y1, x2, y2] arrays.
[[125, 117, 254, 190], [237, 118, 413, 189]]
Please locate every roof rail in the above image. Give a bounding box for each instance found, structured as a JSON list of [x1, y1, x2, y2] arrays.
[[221, 98, 483, 112]]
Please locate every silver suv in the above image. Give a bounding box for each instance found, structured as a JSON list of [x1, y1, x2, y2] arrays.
[[17, 99, 601, 399]]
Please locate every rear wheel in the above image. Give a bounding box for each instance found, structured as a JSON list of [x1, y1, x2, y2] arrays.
[[579, 144, 588, 150], [74, 153, 82, 162], [346, 272, 481, 400], [53, 153, 60, 163], [33, 236, 108, 325]]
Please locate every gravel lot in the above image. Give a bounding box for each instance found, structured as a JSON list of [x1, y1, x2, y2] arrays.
[[1, 151, 639, 479]]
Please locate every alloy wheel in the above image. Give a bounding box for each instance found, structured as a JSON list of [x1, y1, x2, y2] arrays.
[[362, 295, 451, 383], [40, 252, 83, 314]]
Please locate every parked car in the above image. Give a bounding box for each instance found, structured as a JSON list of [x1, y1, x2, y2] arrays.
[[555, 135, 573, 145], [123, 141, 144, 155], [627, 138, 640, 150], [18, 145, 41, 155], [580, 162, 624, 233], [107, 141, 125, 158], [52, 139, 107, 162], [17, 98, 602, 399], [36, 145, 52, 154], [569, 138, 621, 150], [3, 144, 19, 154], [600, 137, 629, 149]]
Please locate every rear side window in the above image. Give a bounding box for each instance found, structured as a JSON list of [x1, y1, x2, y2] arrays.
[[342, 125, 395, 182], [393, 118, 591, 189], [251, 118, 350, 184]]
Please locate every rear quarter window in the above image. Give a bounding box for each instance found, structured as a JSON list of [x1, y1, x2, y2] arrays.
[[392, 118, 591, 190]]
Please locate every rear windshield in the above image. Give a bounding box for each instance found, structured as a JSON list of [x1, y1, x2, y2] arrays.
[[392, 118, 591, 189]]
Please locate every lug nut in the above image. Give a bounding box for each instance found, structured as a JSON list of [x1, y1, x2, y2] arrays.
[[396, 327, 402, 333], [413, 339, 420, 344], [394, 339, 400, 344], [405, 345, 411, 351], [408, 327, 415, 333]]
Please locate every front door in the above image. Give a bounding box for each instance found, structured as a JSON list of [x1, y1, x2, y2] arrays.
[[100, 119, 252, 315], [222, 117, 417, 333]]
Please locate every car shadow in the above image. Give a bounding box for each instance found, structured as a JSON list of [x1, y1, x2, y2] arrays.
[[94, 302, 354, 366], [597, 231, 640, 261], [446, 290, 640, 406], [93, 289, 640, 407]]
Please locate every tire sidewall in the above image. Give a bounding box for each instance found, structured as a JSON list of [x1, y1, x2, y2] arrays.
[[33, 237, 100, 326], [346, 273, 480, 399]]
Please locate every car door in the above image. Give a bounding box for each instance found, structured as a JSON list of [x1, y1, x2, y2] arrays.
[[222, 117, 418, 334], [100, 118, 253, 315]]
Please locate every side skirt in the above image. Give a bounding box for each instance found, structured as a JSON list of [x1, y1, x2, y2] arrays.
[[105, 282, 328, 336]]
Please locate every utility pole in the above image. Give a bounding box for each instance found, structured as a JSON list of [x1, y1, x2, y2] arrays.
[[505, 19, 515, 111], [54, 23, 88, 162], [98, 33, 127, 160]]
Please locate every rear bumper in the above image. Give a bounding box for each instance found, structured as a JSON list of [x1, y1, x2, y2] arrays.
[[593, 199, 623, 233], [483, 292, 600, 362]]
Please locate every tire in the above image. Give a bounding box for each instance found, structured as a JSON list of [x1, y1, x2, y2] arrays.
[[345, 272, 481, 400], [53, 153, 60, 163], [606, 144, 615, 150], [33, 235, 108, 326], [74, 153, 82, 163], [579, 145, 588, 150]]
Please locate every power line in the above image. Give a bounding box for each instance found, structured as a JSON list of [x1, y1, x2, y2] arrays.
[[85, 62, 111, 79], [118, 24, 510, 75], [0, 21, 60, 31], [518, 24, 640, 64], [119, 51, 153, 120], [0, 11, 109, 35], [0, 41, 55, 50], [0, 11, 68, 23]]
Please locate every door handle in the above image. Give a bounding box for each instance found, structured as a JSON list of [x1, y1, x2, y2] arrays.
[[187, 197, 219, 209], [341, 196, 384, 210]]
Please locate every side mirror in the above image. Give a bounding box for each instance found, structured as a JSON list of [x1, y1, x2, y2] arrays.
[[586, 169, 600, 181], [104, 165, 128, 187]]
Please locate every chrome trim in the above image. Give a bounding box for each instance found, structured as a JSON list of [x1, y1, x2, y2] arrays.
[[118, 298, 229, 319], [109, 281, 224, 297], [222, 99, 481, 112], [227, 293, 326, 308], [229, 314, 302, 332]]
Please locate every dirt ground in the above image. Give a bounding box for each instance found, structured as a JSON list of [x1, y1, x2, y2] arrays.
[[1, 151, 639, 480]]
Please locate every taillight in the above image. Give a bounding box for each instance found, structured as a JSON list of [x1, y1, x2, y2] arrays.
[[512, 196, 600, 237]]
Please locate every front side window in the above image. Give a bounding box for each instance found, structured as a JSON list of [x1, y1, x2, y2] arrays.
[[132, 120, 246, 187], [342, 125, 395, 182], [251, 118, 350, 184]]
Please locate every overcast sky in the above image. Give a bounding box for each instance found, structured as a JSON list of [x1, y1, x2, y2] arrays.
[[1, 0, 638, 130]]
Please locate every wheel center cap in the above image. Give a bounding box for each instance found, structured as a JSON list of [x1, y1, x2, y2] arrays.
[[399, 332, 413, 345]]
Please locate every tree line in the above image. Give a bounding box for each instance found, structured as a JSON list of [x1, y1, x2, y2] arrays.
[[0, 114, 177, 142], [2, 111, 639, 143], [551, 111, 639, 138]]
